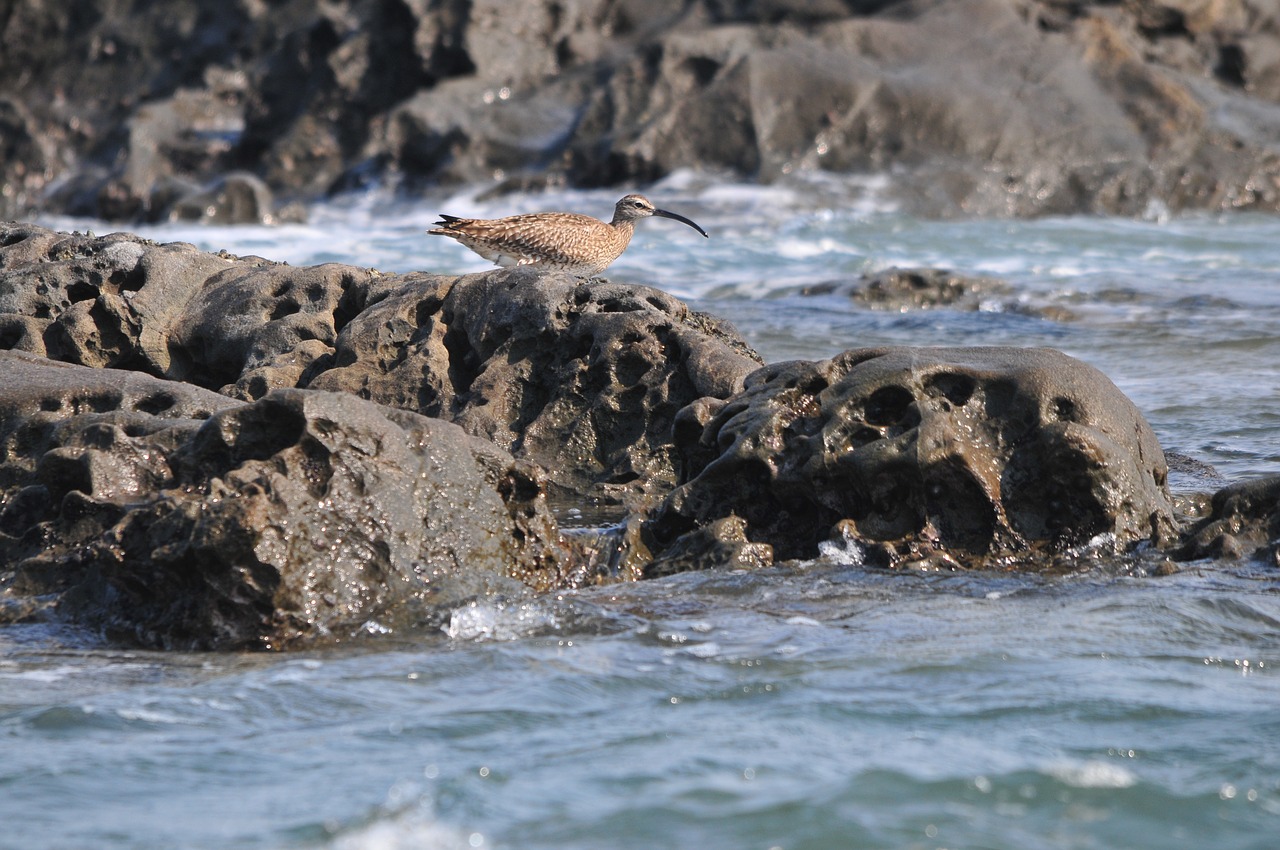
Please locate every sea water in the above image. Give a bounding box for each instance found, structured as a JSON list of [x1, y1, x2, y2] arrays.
[[7, 173, 1280, 849]]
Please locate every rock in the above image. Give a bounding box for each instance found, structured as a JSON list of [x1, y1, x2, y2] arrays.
[[0, 349, 241, 585], [0, 222, 244, 373], [1176, 475, 1280, 563], [7, 0, 1280, 219], [168, 172, 277, 225], [0, 224, 762, 503], [0, 96, 54, 221], [0, 221, 1202, 588], [564, 0, 1280, 216], [307, 268, 764, 503], [167, 259, 390, 392], [643, 515, 774, 577], [0, 352, 581, 649], [801, 267, 1077, 321], [0, 221, 395, 386], [381, 76, 590, 187], [646, 346, 1177, 569], [102, 86, 250, 222], [801, 268, 1015, 312]]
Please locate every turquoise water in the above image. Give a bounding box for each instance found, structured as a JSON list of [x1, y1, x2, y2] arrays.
[[10, 176, 1280, 848]]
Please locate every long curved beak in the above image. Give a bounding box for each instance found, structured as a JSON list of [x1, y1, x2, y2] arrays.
[[653, 208, 709, 238]]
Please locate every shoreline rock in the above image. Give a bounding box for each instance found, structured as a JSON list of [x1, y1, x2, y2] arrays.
[[0, 222, 763, 504], [643, 346, 1178, 571], [4, 1, 1280, 221], [0, 220, 1266, 649], [0, 351, 583, 650]]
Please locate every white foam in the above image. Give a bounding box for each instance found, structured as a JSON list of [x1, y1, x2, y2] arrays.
[[772, 236, 861, 260], [326, 812, 480, 850], [442, 599, 559, 642], [0, 664, 81, 682], [1046, 759, 1137, 789], [817, 534, 867, 566], [681, 641, 721, 658], [115, 707, 185, 725]]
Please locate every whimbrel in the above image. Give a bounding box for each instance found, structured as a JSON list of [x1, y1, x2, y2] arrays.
[[428, 194, 709, 278]]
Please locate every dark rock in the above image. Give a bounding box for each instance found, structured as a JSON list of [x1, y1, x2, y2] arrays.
[[802, 268, 1015, 311], [168, 172, 277, 225], [0, 224, 762, 503], [381, 76, 590, 186], [0, 352, 581, 649], [0, 221, 393, 385], [167, 260, 390, 391], [0, 222, 1206, 597], [560, 0, 1280, 216], [0, 222, 246, 372], [643, 515, 774, 577], [306, 268, 764, 503], [0, 350, 241, 580], [1176, 475, 1280, 563], [7, 0, 1280, 219], [646, 346, 1177, 569], [0, 96, 54, 221], [801, 267, 1078, 321]]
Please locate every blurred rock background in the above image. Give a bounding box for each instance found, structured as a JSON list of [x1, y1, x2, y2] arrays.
[[1, 0, 1278, 223]]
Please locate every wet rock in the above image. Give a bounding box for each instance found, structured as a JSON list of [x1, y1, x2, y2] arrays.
[[307, 268, 764, 503], [1176, 475, 1280, 563], [642, 515, 774, 577], [0, 350, 241, 583], [801, 267, 1078, 321], [0, 352, 580, 649], [646, 346, 1177, 570], [0, 222, 1201, 588], [802, 268, 1015, 312]]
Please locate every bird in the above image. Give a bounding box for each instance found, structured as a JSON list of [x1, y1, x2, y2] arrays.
[[428, 194, 709, 278]]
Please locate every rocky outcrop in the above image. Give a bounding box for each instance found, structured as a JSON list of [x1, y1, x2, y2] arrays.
[[800, 267, 1078, 321], [644, 346, 1178, 571], [4, 0, 1280, 220], [0, 351, 577, 649], [801, 268, 1016, 312], [1176, 475, 1280, 564], [0, 222, 762, 503], [306, 271, 763, 502], [3, 222, 1255, 648]]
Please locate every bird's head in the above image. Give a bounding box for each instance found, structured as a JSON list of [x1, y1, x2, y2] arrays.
[[613, 194, 708, 237]]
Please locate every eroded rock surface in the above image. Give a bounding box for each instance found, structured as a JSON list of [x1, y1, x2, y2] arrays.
[[0, 351, 579, 649], [646, 346, 1178, 571], [307, 269, 763, 502], [0, 223, 763, 503], [0, 222, 1240, 651]]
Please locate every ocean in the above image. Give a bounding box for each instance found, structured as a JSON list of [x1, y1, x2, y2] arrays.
[[6, 172, 1280, 849]]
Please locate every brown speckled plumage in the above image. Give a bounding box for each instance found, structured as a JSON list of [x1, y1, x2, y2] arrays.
[[428, 194, 708, 278]]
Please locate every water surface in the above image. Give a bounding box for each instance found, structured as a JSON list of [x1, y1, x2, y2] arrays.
[[12, 175, 1280, 848]]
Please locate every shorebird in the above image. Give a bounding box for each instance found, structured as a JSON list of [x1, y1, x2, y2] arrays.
[[428, 194, 709, 278]]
